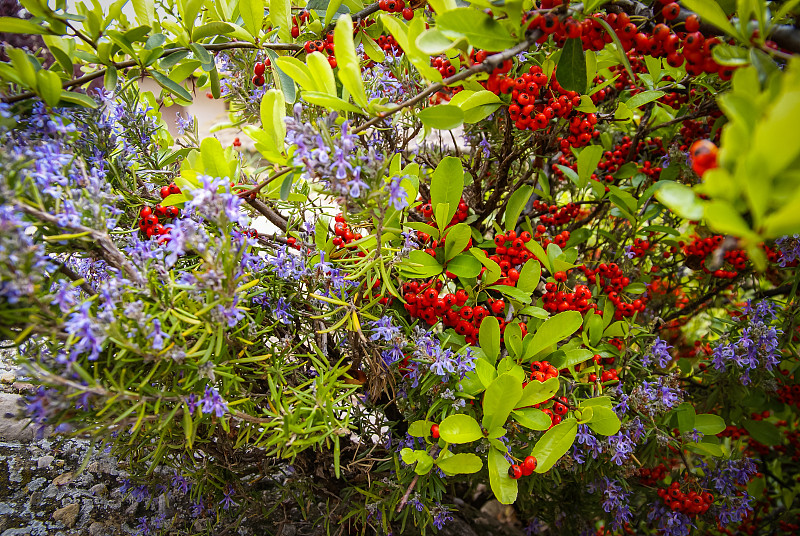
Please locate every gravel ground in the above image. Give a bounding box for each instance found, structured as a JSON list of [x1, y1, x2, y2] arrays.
[[0, 349, 523, 536]]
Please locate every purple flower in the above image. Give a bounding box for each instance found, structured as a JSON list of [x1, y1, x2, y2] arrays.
[[641, 337, 672, 368], [147, 318, 167, 351], [275, 297, 293, 324], [369, 315, 400, 342], [220, 485, 238, 510], [386, 175, 409, 210], [63, 301, 107, 362], [200, 386, 228, 417], [432, 503, 453, 529]]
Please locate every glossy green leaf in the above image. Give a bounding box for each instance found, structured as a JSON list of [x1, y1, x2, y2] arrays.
[[260, 88, 287, 154], [513, 407, 551, 431], [577, 145, 603, 188], [416, 28, 457, 54], [192, 21, 235, 41], [151, 70, 193, 102], [523, 310, 583, 360], [504, 185, 533, 231], [437, 452, 483, 474], [335, 14, 367, 108], [517, 377, 560, 408], [306, 52, 337, 97], [675, 402, 697, 434], [240, 0, 264, 38], [439, 414, 483, 443], [482, 374, 523, 432], [0, 17, 49, 34], [418, 104, 464, 130], [437, 8, 517, 51], [549, 348, 592, 369], [36, 70, 62, 107], [655, 181, 704, 220], [430, 157, 464, 225], [488, 447, 518, 504], [446, 253, 481, 278], [556, 38, 587, 94], [408, 419, 433, 437], [516, 259, 541, 294], [479, 316, 501, 365], [444, 223, 471, 261], [694, 414, 726, 435], [625, 90, 665, 110], [532, 417, 577, 473], [586, 405, 621, 436], [271, 0, 292, 41]]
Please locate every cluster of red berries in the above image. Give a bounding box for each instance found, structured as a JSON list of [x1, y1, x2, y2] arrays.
[[138, 183, 182, 238], [508, 455, 539, 479], [536, 393, 569, 428], [377, 0, 414, 21], [419, 197, 469, 228], [531, 200, 581, 227], [656, 483, 715, 517], [374, 34, 402, 55], [542, 281, 595, 315], [488, 230, 536, 285], [638, 463, 668, 486], [332, 213, 365, 250], [552, 136, 665, 187], [303, 34, 338, 68], [290, 9, 311, 38], [674, 235, 747, 279], [252, 59, 270, 87], [586, 367, 620, 383], [777, 382, 800, 410], [537, 228, 572, 249], [581, 263, 649, 319]]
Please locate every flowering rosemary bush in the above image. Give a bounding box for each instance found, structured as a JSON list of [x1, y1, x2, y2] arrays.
[[2, 0, 800, 534]]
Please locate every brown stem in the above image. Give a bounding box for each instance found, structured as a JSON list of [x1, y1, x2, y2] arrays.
[[245, 198, 288, 232], [396, 474, 419, 513], [238, 166, 294, 198]]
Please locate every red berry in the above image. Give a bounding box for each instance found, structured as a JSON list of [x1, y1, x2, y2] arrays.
[[522, 455, 538, 475], [662, 2, 680, 20], [508, 464, 523, 479], [253, 62, 266, 76], [430, 424, 440, 439], [159, 186, 171, 198]]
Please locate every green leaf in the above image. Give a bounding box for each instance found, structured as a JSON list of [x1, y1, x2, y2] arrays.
[[476, 357, 497, 388], [513, 407, 551, 431], [516, 259, 541, 295], [532, 417, 577, 473], [306, 52, 337, 97], [556, 38, 587, 94], [694, 414, 726, 435], [504, 185, 533, 231], [418, 104, 464, 130], [400, 250, 443, 278], [200, 137, 234, 180], [151, 70, 193, 102], [240, 0, 264, 38], [60, 91, 98, 108], [192, 21, 235, 41], [260, 88, 286, 154], [482, 374, 523, 432], [444, 223, 471, 261], [361, 34, 386, 63], [742, 420, 782, 446], [400, 448, 435, 474], [586, 406, 621, 436], [492, 285, 531, 303], [430, 156, 464, 226], [437, 452, 483, 474], [655, 181, 704, 220], [625, 90, 665, 110], [437, 8, 516, 51], [681, 0, 739, 37], [446, 253, 481, 278], [408, 420, 433, 437], [549, 349, 592, 369], [675, 402, 697, 434], [0, 17, 49, 34], [416, 28, 458, 55], [488, 447, 518, 504], [523, 310, 583, 360], [36, 70, 62, 107], [335, 14, 367, 108], [271, 0, 292, 42], [704, 200, 756, 238], [439, 414, 483, 443], [517, 377, 560, 408], [577, 145, 603, 188], [479, 316, 501, 365], [132, 0, 154, 25]]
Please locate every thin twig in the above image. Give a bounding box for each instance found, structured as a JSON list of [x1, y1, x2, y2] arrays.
[[396, 474, 419, 512]]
